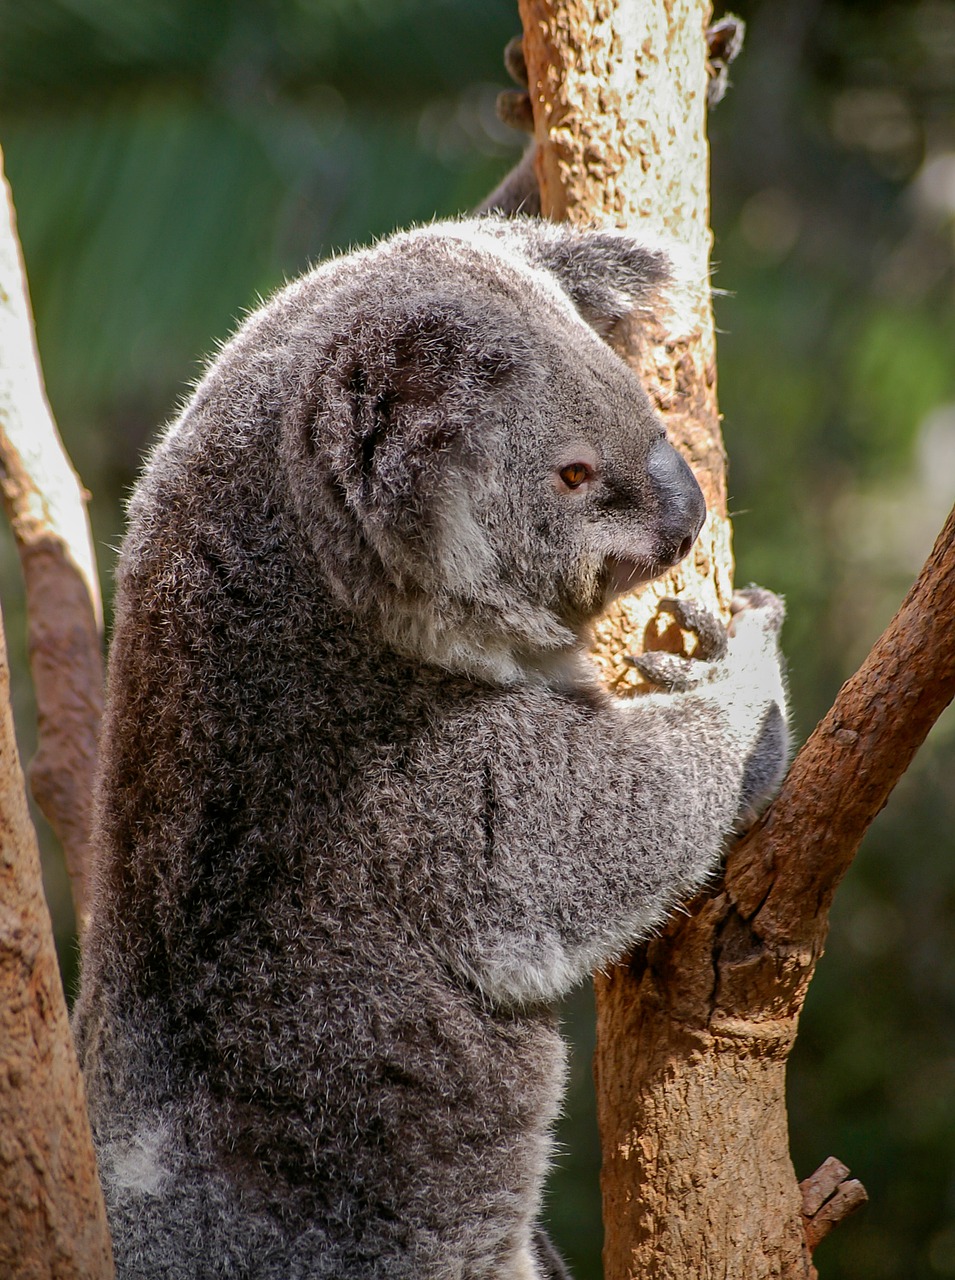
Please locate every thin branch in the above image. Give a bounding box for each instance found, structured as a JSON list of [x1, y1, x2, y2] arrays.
[[730, 501, 955, 948], [800, 1158, 868, 1249], [0, 144, 104, 933]]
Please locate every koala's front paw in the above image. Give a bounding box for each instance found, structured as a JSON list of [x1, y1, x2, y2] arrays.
[[627, 650, 704, 691], [626, 596, 726, 690], [659, 596, 728, 660], [630, 587, 790, 827]]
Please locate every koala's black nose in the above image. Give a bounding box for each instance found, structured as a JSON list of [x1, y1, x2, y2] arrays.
[[646, 437, 706, 566]]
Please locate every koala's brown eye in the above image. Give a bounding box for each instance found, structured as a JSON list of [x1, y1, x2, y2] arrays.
[[559, 462, 592, 490]]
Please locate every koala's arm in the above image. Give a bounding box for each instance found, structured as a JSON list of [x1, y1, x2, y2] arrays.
[[417, 595, 787, 1006], [474, 146, 541, 217]]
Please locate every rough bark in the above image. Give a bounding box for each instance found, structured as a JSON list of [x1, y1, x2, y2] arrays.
[[0, 591, 113, 1277], [517, 2, 954, 1276], [0, 145, 104, 934]]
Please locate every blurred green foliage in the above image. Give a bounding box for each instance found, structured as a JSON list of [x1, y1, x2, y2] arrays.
[[1, 0, 954, 1275]]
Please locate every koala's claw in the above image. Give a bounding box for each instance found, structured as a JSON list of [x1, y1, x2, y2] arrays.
[[628, 651, 714, 692], [503, 35, 529, 88], [626, 596, 729, 688], [657, 597, 728, 661], [496, 37, 534, 133]]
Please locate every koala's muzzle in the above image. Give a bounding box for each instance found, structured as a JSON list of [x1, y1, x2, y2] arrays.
[[646, 437, 706, 568]]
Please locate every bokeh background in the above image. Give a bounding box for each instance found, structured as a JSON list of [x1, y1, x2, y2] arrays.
[[2, 1, 954, 1275]]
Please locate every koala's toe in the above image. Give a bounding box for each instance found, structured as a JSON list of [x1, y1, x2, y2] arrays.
[[658, 597, 728, 661], [627, 650, 712, 691]]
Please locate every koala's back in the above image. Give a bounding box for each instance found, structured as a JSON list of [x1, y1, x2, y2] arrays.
[[74, 234, 574, 1274]]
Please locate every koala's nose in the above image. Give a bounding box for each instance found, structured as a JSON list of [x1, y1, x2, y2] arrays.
[[646, 437, 706, 566]]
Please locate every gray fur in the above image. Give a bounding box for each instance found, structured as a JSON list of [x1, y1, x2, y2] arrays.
[[73, 215, 788, 1278], [476, 146, 541, 218]]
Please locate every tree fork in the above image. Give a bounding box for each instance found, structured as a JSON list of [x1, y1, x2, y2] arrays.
[[518, 1, 955, 1276]]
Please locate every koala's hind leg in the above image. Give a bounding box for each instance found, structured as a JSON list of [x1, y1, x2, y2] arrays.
[[532, 1226, 572, 1279]]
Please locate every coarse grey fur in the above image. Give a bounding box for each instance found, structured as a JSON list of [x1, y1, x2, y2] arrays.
[[73, 215, 788, 1279]]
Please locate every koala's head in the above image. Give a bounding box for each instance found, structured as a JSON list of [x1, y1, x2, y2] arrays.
[[279, 216, 705, 684]]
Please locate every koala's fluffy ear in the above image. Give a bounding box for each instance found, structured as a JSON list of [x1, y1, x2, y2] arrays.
[[306, 299, 528, 522], [503, 220, 676, 337], [537, 228, 673, 335]]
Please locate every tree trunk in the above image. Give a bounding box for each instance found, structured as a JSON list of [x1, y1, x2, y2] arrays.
[[0, 594, 113, 1278], [518, 0, 732, 673], [516, 2, 955, 1276]]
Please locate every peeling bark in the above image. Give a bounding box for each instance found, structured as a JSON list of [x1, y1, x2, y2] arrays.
[[0, 145, 104, 933]]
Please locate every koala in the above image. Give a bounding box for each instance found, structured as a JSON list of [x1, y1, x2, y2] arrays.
[[72, 215, 788, 1280]]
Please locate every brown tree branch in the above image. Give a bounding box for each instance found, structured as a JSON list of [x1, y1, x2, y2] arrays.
[[731, 500, 955, 945], [0, 593, 113, 1277], [0, 144, 104, 934]]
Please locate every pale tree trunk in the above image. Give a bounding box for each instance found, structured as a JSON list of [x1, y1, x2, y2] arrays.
[[0, 147, 113, 1276], [0, 147, 104, 936], [515, 2, 955, 1277]]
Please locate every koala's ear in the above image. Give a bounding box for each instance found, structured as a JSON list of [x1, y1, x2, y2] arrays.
[[308, 300, 527, 514], [500, 220, 676, 336], [364, 305, 521, 419], [537, 227, 672, 333]]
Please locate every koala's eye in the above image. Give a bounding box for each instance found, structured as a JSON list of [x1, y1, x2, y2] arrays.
[[558, 462, 593, 491]]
